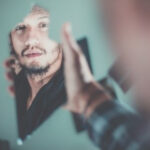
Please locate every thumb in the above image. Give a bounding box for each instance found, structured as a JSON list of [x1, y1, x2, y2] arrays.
[[61, 23, 94, 83]]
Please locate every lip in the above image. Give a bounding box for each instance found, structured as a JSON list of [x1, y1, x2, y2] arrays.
[[24, 49, 43, 58], [25, 53, 43, 58]]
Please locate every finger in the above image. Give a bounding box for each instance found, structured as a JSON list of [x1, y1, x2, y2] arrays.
[[4, 57, 22, 75], [8, 85, 15, 97], [12, 64, 22, 75], [62, 23, 94, 83], [3, 56, 16, 69], [5, 71, 14, 82], [62, 104, 71, 111], [61, 23, 81, 59], [61, 23, 84, 89], [62, 103, 78, 113]]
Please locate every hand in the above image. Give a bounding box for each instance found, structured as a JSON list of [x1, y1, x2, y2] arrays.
[[4, 56, 21, 97], [61, 23, 111, 117]]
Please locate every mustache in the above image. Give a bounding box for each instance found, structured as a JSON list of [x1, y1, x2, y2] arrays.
[[21, 46, 46, 56]]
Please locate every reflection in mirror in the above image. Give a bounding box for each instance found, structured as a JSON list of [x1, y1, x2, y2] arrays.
[[8, 5, 93, 142]]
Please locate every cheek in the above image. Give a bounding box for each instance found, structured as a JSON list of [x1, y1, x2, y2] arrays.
[[40, 35, 52, 50], [12, 36, 25, 55]]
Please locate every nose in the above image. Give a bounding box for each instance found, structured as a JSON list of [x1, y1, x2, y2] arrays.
[[25, 29, 39, 48], [25, 39, 39, 47]]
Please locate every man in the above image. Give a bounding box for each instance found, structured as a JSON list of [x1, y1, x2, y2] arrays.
[[61, 0, 150, 150], [6, 5, 66, 140], [5, 5, 96, 140], [6, 5, 68, 141]]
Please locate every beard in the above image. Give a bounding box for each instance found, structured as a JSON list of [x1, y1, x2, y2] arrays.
[[12, 47, 50, 76], [21, 64, 50, 76]]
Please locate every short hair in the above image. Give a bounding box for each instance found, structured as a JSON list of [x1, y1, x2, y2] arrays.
[[30, 5, 50, 16]]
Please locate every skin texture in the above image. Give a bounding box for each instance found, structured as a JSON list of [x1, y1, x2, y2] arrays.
[[5, 6, 63, 109]]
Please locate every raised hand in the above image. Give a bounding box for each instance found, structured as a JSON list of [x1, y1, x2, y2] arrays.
[[61, 23, 111, 117]]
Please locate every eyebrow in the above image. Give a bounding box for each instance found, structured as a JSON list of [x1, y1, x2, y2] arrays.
[[38, 16, 49, 20]]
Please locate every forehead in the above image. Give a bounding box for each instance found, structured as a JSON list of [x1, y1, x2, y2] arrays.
[[24, 12, 49, 24], [17, 6, 50, 25]]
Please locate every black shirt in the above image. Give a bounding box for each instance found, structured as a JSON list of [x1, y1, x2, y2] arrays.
[[15, 64, 66, 140]]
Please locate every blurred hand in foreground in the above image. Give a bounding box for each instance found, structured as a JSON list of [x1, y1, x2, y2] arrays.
[[61, 23, 111, 118]]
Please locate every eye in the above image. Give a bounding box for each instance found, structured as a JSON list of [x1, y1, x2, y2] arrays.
[[39, 22, 48, 30], [15, 25, 26, 31]]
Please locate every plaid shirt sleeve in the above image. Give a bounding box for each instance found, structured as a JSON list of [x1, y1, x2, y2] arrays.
[[84, 101, 150, 150]]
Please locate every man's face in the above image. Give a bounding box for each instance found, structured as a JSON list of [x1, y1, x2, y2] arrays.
[[11, 8, 57, 72]]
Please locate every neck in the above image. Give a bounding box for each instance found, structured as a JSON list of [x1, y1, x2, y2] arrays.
[[27, 46, 63, 107]]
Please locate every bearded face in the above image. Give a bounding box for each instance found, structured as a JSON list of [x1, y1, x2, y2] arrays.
[[10, 6, 59, 75]]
